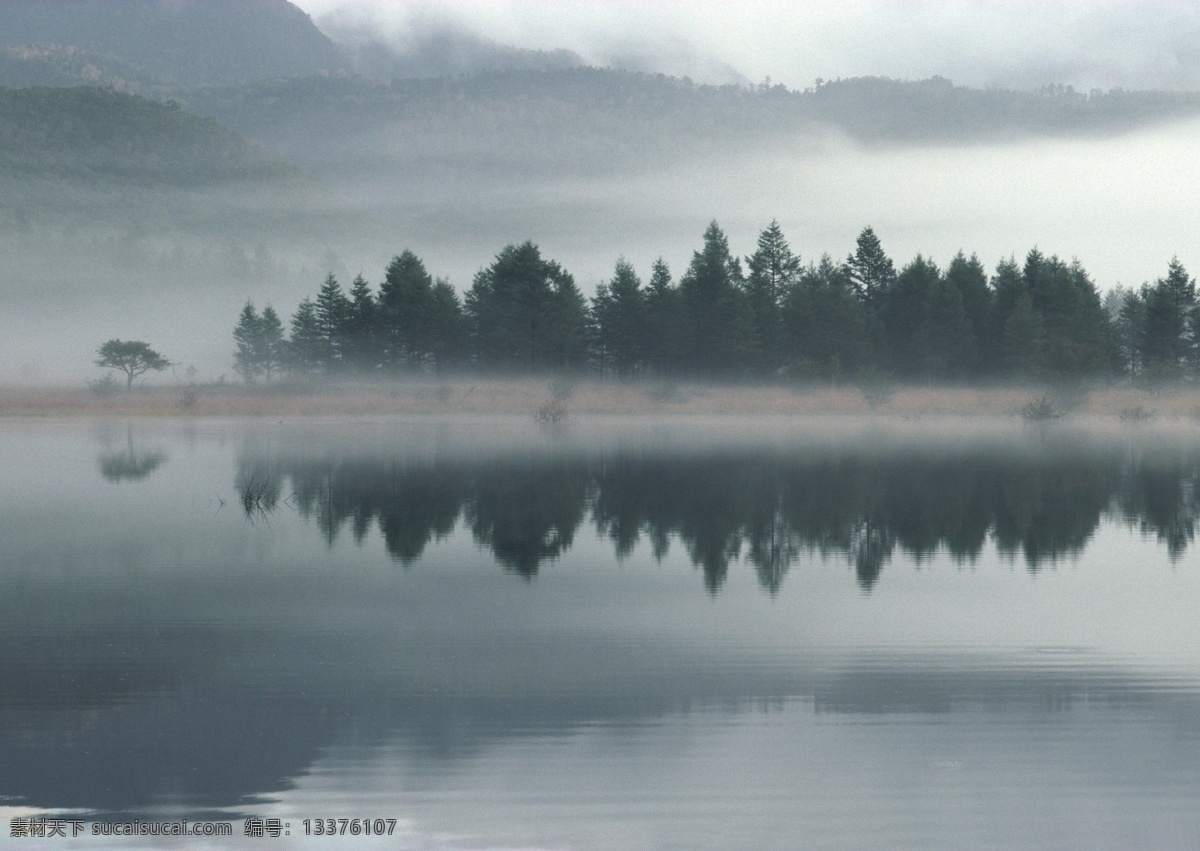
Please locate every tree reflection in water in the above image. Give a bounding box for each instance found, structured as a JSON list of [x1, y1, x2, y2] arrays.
[[98, 428, 168, 482], [236, 435, 1200, 592]]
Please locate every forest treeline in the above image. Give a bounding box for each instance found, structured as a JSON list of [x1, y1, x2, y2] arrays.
[[232, 221, 1197, 385]]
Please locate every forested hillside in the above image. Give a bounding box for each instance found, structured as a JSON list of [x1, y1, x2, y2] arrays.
[[183, 70, 1200, 182], [0, 87, 306, 186], [0, 0, 344, 85]]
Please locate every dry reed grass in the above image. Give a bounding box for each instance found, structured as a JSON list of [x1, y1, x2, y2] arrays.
[[4, 379, 1200, 421]]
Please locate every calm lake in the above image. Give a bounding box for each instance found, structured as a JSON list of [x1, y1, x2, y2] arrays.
[[2, 416, 1199, 849]]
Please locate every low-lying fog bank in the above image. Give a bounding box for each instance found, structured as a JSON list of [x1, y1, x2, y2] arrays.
[[0, 378, 1197, 422]]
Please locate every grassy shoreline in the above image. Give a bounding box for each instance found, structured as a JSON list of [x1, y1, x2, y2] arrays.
[[2, 378, 1199, 421]]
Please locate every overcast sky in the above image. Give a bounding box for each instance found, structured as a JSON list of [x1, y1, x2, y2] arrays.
[[292, 1, 1200, 91]]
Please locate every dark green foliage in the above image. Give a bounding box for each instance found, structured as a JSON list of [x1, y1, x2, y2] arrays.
[[877, 252, 979, 380], [95, 339, 171, 388], [679, 222, 750, 376], [315, 273, 351, 372], [1002, 290, 1046, 378], [1023, 252, 1115, 377], [287, 298, 322, 376], [379, 251, 436, 371], [228, 231, 1200, 385], [745, 220, 800, 373], [1141, 258, 1196, 372], [782, 255, 869, 381], [642, 259, 681, 377], [882, 255, 940, 378], [1106, 285, 1146, 377], [427, 278, 465, 374], [945, 252, 992, 375], [466, 241, 589, 373], [342, 275, 379, 374], [592, 258, 646, 378], [846, 226, 897, 312], [233, 301, 262, 384], [923, 273, 977, 379], [258, 305, 286, 382]]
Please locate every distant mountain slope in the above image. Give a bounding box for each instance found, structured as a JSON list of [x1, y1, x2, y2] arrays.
[[0, 44, 169, 92], [0, 86, 306, 186], [182, 68, 1200, 186], [0, 0, 344, 85], [325, 20, 586, 80]]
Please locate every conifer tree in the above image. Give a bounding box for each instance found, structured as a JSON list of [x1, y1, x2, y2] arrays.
[[882, 254, 940, 378], [315, 273, 351, 372], [592, 257, 646, 378], [944, 251, 992, 375], [466, 241, 588, 372], [427, 277, 464, 373], [679, 221, 750, 376], [1141, 257, 1196, 375], [745, 220, 800, 373], [1104, 285, 1145, 377], [1003, 290, 1045, 378], [642, 258, 680, 376], [379, 250, 436, 370], [257, 305, 285, 382], [845, 226, 896, 311], [923, 274, 976, 379], [781, 255, 868, 382], [343, 274, 379, 374], [233, 301, 261, 384], [288, 298, 323, 376]]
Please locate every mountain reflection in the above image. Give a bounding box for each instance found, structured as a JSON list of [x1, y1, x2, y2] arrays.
[[238, 435, 1200, 591]]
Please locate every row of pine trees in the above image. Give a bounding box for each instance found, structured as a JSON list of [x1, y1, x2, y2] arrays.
[[232, 221, 1199, 384]]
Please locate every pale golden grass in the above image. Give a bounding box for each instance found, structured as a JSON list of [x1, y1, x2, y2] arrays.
[[4, 379, 1200, 420]]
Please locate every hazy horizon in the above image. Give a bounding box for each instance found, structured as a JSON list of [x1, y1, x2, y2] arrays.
[[296, 0, 1200, 92]]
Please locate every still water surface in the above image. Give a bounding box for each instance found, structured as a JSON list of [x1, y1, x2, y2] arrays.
[[2, 417, 1199, 849]]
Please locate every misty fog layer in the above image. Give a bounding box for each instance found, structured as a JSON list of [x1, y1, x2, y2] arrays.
[[5, 112, 1200, 384], [5, 2, 1200, 384], [296, 0, 1200, 93]]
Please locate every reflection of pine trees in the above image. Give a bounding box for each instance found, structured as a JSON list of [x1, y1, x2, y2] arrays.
[[287, 460, 466, 561], [1114, 446, 1200, 561], [236, 439, 1200, 592], [466, 458, 591, 577]]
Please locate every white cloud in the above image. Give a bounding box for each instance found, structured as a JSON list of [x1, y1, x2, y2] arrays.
[[294, 0, 1200, 90]]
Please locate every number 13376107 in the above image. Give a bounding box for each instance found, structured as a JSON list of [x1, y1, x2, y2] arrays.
[[303, 819, 397, 836]]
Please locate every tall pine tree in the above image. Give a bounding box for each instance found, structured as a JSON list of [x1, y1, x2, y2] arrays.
[[745, 220, 800, 374]]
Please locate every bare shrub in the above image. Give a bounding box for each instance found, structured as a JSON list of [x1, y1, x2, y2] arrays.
[[87, 373, 121, 398], [1119, 405, 1156, 423], [1020, 393, 1065, 422], [534, 398, 569, 424], [856, 369, 895, 411]]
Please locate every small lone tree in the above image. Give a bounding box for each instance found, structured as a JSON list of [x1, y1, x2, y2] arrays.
[[95, 339, 171, 388]]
